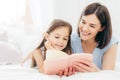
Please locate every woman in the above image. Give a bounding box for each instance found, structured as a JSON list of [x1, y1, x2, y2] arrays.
[[59, 2, 118, 76]]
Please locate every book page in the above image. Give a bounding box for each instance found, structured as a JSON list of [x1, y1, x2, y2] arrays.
[[46, 49, 68, 60]]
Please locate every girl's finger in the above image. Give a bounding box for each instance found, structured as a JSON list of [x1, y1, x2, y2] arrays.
[[64, 68, 69, 76], [57, 70, 63, 76], [68, 67, 74, 76]]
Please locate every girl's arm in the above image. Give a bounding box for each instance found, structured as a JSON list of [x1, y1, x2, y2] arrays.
[[32, 49, 44, 73], [102, 44, 117, 70], [21, 51, 33, 65]]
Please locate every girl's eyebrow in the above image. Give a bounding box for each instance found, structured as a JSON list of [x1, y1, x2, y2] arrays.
[[54, 33, 69, 37]]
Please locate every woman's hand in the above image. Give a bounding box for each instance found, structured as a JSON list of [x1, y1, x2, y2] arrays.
[[89, 63, 100, 72], [73, 62, 100, 72], [57, 66, 76, 77], [57, 61, 100, 77]]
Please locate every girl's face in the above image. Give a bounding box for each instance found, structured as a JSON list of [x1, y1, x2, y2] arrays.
[[79, 14, 103, 41], [47, 26, 70, 50]]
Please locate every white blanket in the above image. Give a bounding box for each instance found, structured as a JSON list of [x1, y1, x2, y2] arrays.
[[0, 65, 120, 80]]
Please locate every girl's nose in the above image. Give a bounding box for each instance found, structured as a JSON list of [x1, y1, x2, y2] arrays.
[[59, 40, 63, 43], [58, 39, 63, 43]]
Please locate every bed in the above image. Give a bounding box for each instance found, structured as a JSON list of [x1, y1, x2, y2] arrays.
[[0, 64, 120, 80], [0, 40, 120, 80]]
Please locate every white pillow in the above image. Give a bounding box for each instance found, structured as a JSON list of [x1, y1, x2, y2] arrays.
[[0, 41, 22, 65], [115, 42, 120, 71], [0, 30, 8, 41]]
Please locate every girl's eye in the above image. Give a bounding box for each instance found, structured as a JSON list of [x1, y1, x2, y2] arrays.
[[63, 38, 68, 41], [55, 36, 59, 38]]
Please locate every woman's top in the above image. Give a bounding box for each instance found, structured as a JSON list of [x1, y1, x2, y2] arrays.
[[71, 32, 118, 69]]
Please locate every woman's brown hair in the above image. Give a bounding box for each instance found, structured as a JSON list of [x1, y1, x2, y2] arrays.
[[77, 2, 112, 49]]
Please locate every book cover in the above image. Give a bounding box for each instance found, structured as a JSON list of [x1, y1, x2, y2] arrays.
[[44, 49, 93, 75]]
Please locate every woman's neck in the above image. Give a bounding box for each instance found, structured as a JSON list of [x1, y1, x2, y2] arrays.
[[81, 39, 97, 53]]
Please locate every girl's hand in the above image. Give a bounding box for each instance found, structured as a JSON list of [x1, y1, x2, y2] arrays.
[[20, 52, 33, 66], [57, 66, 75, 77], [45, 41, 54, 49]]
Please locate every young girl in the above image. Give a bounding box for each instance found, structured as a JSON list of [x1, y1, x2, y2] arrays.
[[21, 19, 73, 73]]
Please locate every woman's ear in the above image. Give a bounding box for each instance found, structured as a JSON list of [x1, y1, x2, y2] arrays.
[[100, 26, 105, 32]]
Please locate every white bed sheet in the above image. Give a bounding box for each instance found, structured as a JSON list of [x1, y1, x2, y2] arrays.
[[0, 65, 120, 80]]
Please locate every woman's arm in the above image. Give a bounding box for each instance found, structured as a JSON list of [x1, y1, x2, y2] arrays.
[[102, 44, 118, 70], [88, 44, 118, 71]]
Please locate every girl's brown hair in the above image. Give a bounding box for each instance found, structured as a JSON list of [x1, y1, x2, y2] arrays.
[[32, 19, 72, 67]]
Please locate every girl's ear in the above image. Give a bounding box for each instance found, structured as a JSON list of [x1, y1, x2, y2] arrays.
[[44, 32, 49, 41]]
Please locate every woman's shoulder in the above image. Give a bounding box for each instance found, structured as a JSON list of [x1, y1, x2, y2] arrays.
[[106, 35, 119, 49], [103, 35, 119, 51], [71, 32, 81, 45], [110, 35, 119, 45], [71, 32, 83, 53], [71, 32, 80, 41]]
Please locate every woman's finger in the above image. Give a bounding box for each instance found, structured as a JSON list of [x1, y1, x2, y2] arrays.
[[89, 63, 100, 72], [73, 62, 94, 72], [73, 63, 87, 72]]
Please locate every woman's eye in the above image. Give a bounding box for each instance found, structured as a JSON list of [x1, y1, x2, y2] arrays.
[[80, 20, 85, 24], [90, 25, 95, 28]]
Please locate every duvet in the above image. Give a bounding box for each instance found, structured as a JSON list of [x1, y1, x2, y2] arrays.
[[0, 64, 120, 80]]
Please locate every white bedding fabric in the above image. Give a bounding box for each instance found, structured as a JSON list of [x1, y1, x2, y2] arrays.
[[0, 65, 120, 80]]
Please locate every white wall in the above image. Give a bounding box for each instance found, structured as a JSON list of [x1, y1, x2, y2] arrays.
[[21, 0, 120, 70], [38, 0, 120, 40], [22, 0, 120, 55], [57, 0, 119, 39]]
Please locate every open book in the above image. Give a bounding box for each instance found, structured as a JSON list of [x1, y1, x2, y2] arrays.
[[44, 49, 93, 75]]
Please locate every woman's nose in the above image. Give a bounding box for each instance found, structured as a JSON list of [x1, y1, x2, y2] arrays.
[[82, 25, 89, 31]]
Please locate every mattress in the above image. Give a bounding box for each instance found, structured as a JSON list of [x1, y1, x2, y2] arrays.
[[0, 64, 120, 80]]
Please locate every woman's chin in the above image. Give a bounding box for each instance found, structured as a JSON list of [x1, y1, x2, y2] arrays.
[[80, 36, 89, 40]]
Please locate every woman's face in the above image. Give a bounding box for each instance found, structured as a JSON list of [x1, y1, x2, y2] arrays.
[[79, 14, 103, 41], [47, 26, 69, 50]]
